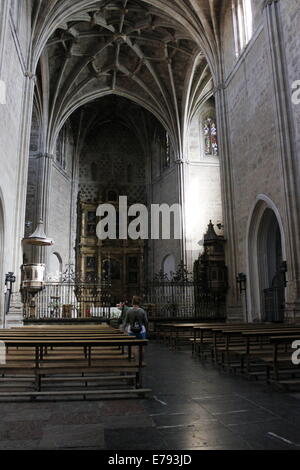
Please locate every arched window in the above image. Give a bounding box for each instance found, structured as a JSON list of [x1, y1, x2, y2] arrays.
[[203, 118, 218, 156], [232, 0, 253, 57], [48, 252, 62, 281], [162, 254, 176, 280]]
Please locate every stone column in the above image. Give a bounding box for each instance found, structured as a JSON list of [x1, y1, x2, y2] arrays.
[[35, 152, 54, 266], [175, 157, 187, 265], [7, 75, 36, 327], [263, 0, 300, 321], [214, 83, 244, 322], [68, 146, 79, 267], [0, 0, 10, 326]]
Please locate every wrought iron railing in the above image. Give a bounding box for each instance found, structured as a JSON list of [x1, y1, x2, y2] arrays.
[[22, 261, 227, 321], [22, 282, 115, 320], [145, 281, 226, 320]]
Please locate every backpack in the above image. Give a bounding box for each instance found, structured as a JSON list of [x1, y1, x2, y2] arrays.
[[130, 314, 142, 335]]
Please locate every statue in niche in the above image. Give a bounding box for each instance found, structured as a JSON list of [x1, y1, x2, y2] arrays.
[[102, 259, 121, 280]]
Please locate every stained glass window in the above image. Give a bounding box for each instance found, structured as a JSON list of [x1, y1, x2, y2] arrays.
[[204, 118, 218, 156]]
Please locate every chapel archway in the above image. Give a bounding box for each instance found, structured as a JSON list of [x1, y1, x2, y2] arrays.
[[247, 198, 286, 322]]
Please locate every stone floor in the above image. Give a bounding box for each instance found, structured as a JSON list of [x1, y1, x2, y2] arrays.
[[1, 342, 300, 450]]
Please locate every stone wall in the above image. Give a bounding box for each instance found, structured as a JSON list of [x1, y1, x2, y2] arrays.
[[185, 99, 223, 270], [220, 0, 300, 320], [79, 122, 146, 206], [0, 1, 32, 324], [280, 0, 300, 177]]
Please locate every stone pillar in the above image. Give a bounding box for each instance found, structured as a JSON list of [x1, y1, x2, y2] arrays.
[[0, 0, 10, 326], [263, 0, 300, 321], [69, 146, 79, 267], [35, 152, 54, 266], [7, 75, 36, 327], [214, 84, 244, 322], [175, 158, 187, 265]]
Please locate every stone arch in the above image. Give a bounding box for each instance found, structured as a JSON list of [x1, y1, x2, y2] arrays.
[[48, 252, 63, 281], [48, 89, 174, 156], [246, 195, 286, 322]]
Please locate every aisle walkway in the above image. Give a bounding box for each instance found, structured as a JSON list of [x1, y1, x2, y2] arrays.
[[0, 342, 300, 450]]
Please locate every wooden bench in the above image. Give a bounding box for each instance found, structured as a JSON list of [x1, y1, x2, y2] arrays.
[[156, 322, 226, 350], [192, 323, 253, 360], [263, 335, 300, 388], [0, 326, 151, 399], [192, 324, 300, 376]]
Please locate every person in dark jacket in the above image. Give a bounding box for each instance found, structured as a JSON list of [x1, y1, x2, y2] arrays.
[[124, 296, 148, 339]]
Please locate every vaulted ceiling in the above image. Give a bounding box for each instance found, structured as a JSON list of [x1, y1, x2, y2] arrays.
[[31, 0, 223, 157]]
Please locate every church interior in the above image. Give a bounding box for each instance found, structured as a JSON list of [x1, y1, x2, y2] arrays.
[[0, 0, 300, 451]]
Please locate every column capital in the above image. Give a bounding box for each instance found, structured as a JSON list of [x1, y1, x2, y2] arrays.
[[263, 0, 279, 8], [24, 71, 36, 80]]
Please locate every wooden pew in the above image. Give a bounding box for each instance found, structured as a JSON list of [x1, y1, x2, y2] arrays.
[[0, 326, 151, 399], [211, 326, 300, 376], [192, 323, 251, 360], [192, 324, 300, 373], [156, 322, 226, 350], [259, 334, 300, 387]]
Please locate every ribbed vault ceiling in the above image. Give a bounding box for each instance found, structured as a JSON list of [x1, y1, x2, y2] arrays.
[[32, 0, 223, 156]]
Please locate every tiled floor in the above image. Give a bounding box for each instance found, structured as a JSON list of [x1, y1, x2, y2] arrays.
[[0, 342, 300, 450]]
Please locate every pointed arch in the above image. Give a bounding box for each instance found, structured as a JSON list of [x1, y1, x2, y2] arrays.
[[246, 195, 286, 322]]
